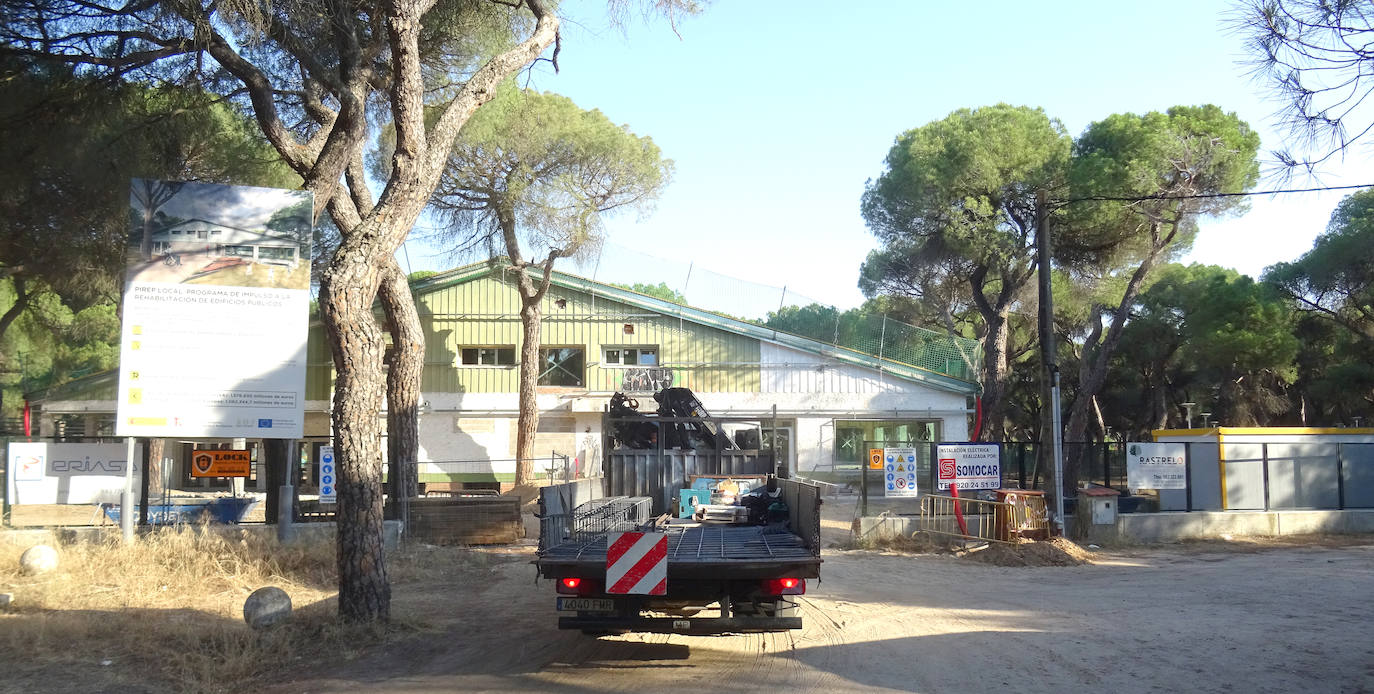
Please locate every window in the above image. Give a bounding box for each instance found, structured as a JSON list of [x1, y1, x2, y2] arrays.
[[834, 419, 940, 468], [603, 346, 658, 367], [835, 427, 864, 464], [539, 347, 585, 387], [197, 230, 208, 240], [459, 346, 515, 366], [259, 246, 296, 261]]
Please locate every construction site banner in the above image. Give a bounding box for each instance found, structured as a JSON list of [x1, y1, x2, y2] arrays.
[[935, 443, 1001, 490], [115, 180, 312, 439], [6, 441, 143, 505]]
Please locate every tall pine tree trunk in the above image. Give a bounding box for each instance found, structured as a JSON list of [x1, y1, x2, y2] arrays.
[[319, 232, 401, 622], [1064, 246, 1164, 490], [977, 312, 1012, 442], [146, 438, 165, 497], [380, 261, 423, 501], [515, 296, 542, 486]]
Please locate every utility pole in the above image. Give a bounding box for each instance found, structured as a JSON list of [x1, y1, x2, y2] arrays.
[[1036, 190, 1066, 533]]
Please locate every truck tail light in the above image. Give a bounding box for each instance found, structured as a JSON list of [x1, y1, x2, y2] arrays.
[[556, 577, 602, 595], [762, 577, 805, 595]]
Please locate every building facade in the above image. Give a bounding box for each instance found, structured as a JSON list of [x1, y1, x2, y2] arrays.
[[26, 260, 979, 489]]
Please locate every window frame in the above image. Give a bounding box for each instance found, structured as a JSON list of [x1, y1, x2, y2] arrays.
[[601, 345, 659, 368], [457, 345, 517, 368], [538, 346, 586, 387]]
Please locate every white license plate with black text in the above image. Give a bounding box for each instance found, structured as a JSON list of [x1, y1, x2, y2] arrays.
[[557, 597, 615, 612]]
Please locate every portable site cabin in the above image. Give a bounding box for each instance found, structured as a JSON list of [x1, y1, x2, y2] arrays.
[[1152, 427, 1374, 511]]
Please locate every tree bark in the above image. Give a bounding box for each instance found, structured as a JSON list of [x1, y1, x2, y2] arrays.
[[977, 311, 1012, 441], [516, 293, 543, 485], [1064, 242, 1166, 486], [380, 261, 423, 501], [263, 437, 289, 524], [146, 438, 165, 497], [319, 243, 395, 622], [169, 0, 560, 623]]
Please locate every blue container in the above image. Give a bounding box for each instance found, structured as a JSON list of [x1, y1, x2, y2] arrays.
[[679, 489, 709, 518], [102, 497, 257, 525]]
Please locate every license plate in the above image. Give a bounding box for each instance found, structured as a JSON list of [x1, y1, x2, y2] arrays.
[[557, 597, 615, 612]]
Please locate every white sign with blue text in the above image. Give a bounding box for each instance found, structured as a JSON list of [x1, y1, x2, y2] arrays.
[[883, 447, 919, 498], [319, 445, 336, 504]]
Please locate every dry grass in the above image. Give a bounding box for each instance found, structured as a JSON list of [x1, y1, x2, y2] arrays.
[[0, 528, 488, 693]]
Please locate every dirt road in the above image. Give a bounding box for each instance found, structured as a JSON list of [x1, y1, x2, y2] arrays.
[[274, 538, 1374, 693]]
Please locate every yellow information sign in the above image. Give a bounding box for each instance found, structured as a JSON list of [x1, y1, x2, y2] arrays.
[[868, 448, 884, 470], [191, 450, 252, 478]]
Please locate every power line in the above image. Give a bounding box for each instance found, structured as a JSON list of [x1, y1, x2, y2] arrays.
[[1062, 182, 1374, 205]]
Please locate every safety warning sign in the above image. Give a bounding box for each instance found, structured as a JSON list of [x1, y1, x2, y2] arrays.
[[884, 447, 919, 498]]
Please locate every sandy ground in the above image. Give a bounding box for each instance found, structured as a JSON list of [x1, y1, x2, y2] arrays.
[[262, 494, 1374, 694]]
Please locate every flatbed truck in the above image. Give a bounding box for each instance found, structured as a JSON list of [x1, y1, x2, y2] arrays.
[[535, 475, 823, 635]]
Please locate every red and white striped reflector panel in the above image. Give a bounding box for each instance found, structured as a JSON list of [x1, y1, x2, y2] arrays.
[[605, 531, 667, 595]]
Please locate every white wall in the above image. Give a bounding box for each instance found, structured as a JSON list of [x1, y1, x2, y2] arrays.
[[413, 347, 971, 475]]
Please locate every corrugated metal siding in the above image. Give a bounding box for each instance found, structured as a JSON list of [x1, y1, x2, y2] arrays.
[[306, 324, 332, 401], [417, 275, 762, 394]]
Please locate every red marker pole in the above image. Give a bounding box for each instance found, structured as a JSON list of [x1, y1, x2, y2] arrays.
[[950, 483, 970, 536]]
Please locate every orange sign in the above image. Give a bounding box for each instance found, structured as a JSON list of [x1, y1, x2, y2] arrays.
[[868, 448, 884, 470], [190, 449, 252, 477]]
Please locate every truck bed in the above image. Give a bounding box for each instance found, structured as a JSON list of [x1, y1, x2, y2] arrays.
[[537, 523, 822, 580]]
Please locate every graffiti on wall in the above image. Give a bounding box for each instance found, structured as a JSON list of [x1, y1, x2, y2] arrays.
[[621, 368, 674, 393]]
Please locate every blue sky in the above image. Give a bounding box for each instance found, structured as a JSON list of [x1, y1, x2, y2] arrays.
[[403, 0, 1374, 314]]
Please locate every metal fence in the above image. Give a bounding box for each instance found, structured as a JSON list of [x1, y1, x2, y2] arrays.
[[778, 477, 823, 556], [537, 495, 654, 554], [854, 441, 1374, 515], [400, 452, 575, 490], [580, 241, 982, 383], [917, 492, 1050, 544]]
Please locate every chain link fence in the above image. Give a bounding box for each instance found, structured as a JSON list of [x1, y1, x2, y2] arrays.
[[574, 242, 981, 382]]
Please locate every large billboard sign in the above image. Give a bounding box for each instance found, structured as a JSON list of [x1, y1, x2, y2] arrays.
[[6, 442, 143, 505], [116, 180, 312, 439], [1126, 442, 1187, 490], [936, 443, 1002, 491]]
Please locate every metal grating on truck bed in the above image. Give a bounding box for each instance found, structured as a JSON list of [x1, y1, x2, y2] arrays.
[[540, 524, 816, 564]]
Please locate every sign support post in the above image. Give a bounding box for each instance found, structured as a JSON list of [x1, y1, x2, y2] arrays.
[[121, 436, 135, 542], [278, 441, 296, 543]]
